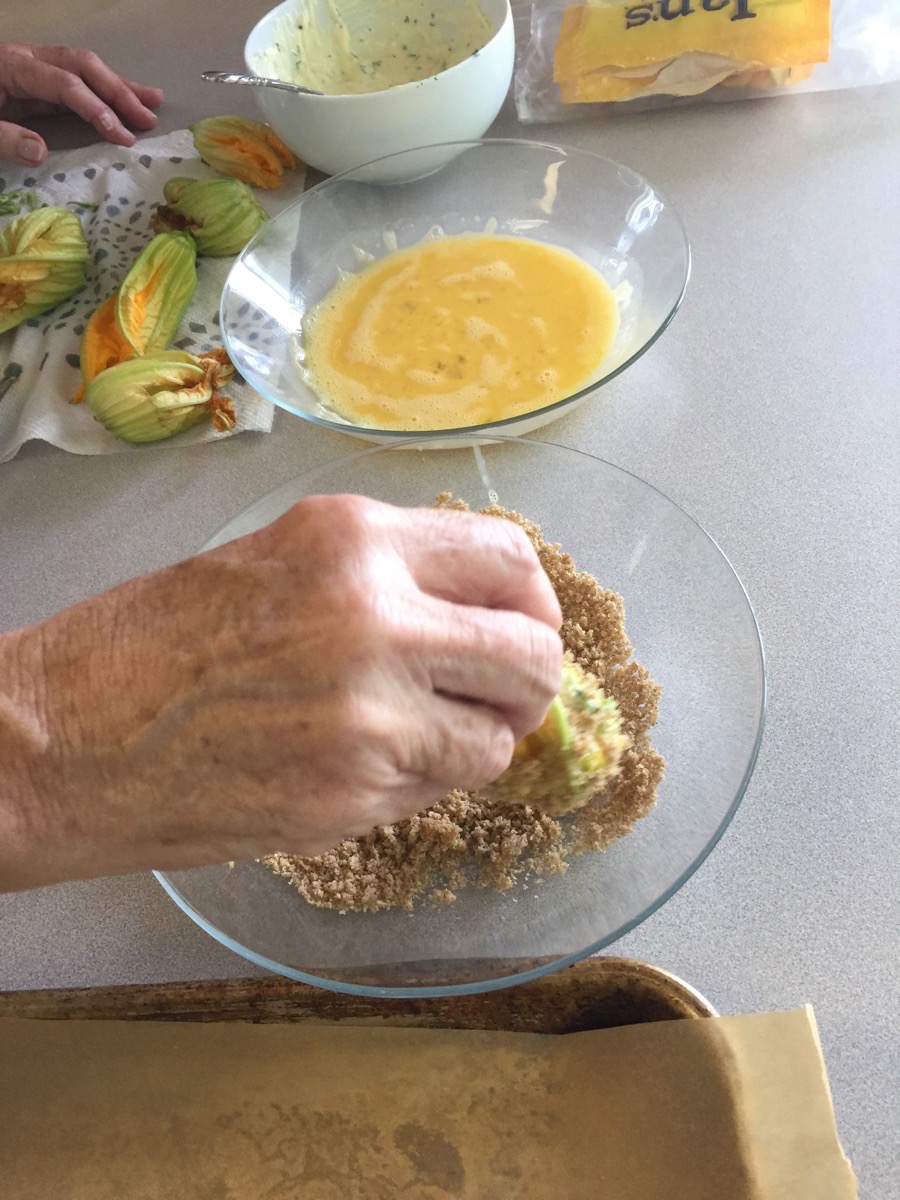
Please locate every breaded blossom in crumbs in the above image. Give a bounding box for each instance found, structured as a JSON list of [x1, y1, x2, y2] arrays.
[[482, 653, 631, 816]]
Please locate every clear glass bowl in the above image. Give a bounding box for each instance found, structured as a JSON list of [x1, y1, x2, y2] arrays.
[[156, 437, 765, 998], [220, 140, 690, 443]]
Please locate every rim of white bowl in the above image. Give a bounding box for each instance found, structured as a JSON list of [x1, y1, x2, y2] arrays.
[[244, 0, 514, 99]]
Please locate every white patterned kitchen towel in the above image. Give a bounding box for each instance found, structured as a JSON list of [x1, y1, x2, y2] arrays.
[[0, 128, 307, 463]]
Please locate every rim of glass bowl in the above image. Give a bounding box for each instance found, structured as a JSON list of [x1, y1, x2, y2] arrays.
[[219, 138, 692, 439], [154, 435, 765, 999]]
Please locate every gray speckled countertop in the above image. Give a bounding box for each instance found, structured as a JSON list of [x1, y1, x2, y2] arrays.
[[1, 4, 899, 1194]]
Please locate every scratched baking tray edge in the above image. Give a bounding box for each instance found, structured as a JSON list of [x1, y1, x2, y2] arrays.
[[0, 956, 716, 1031]]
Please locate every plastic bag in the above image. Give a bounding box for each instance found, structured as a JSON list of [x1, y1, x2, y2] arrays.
[[513, 0, 900, 122]]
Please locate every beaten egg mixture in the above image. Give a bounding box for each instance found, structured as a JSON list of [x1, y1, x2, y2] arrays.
[[301, 234, 619, 431]]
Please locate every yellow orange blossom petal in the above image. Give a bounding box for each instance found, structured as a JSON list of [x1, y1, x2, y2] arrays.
[[73, 232, 197, 403], [189, 116, 300, 188], [115, 232, 197, 354], [72, 291, 134, 404]]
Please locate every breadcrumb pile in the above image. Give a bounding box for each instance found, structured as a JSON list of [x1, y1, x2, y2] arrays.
[[265, 499, 664, 912]]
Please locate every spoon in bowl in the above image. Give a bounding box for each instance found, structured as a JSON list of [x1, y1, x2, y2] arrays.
[[201, 71, 324, 98]]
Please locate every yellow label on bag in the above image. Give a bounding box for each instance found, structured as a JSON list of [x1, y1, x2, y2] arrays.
[[555, 0, 831, 80]]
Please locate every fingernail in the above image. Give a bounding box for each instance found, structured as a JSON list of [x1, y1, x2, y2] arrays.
[[99, 109, 136, 147], [18, 135, 44, 164]]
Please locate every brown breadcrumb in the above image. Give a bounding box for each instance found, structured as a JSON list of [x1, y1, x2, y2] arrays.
[[264, 498, 664, 912]]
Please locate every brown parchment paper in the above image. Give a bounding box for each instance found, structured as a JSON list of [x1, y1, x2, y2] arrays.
[[0, 1007, 856, 1200]]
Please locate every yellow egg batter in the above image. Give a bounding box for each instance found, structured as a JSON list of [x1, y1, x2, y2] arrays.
[[301, 234, 620, 431]]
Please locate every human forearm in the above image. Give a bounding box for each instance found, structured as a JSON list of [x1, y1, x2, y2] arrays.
[[0, 555, 294, 891], [0, 617, 68, 890], [0, 497, 563, 893], [0, 576, 191, 891]]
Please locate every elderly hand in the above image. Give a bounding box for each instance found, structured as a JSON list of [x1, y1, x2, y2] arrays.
[[0, 495, 563, 891], [0, 43, 163, 167]]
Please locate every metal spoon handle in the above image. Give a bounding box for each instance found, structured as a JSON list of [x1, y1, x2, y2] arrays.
[[201, 70, 322, 97]]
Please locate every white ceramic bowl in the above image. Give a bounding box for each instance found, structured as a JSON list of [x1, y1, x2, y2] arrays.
[[243, 0, 514, 179]]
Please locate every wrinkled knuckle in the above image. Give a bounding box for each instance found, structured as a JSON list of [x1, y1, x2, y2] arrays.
[[471, 728, 515, 788], [410, 698, 512, 793], [56, 75, 84, 105], [328, 573, 407, 664], [279, 493, 372, 555], [487, 514, 534, 567], [513, 619, 564, 710], [520, 615, 564, 694], [73, 47, 100, 68], [315, 493, 380, 549], [425, 716, 463, 778], [291, 491, 363, 526], [275, 495, 325, 541], [447, 723, 514, 793], [537, 619, 565, 678], [325, 491, 378, 528]]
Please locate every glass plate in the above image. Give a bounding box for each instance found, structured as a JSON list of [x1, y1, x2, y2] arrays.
[[157, 437, 764, 997]]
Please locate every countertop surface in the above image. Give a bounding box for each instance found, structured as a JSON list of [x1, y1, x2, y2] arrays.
[[1, 4, 898, 1194]]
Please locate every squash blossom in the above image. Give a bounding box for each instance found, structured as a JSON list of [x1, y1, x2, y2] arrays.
[[151, 176, 268, 256], [85, 348, 237, 443], [73, 231, 197, 402], [115, 231, 197, 354], [481, 655, 631, 816], [0, 207, 89, 335], [189, 116, 301, 188]]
